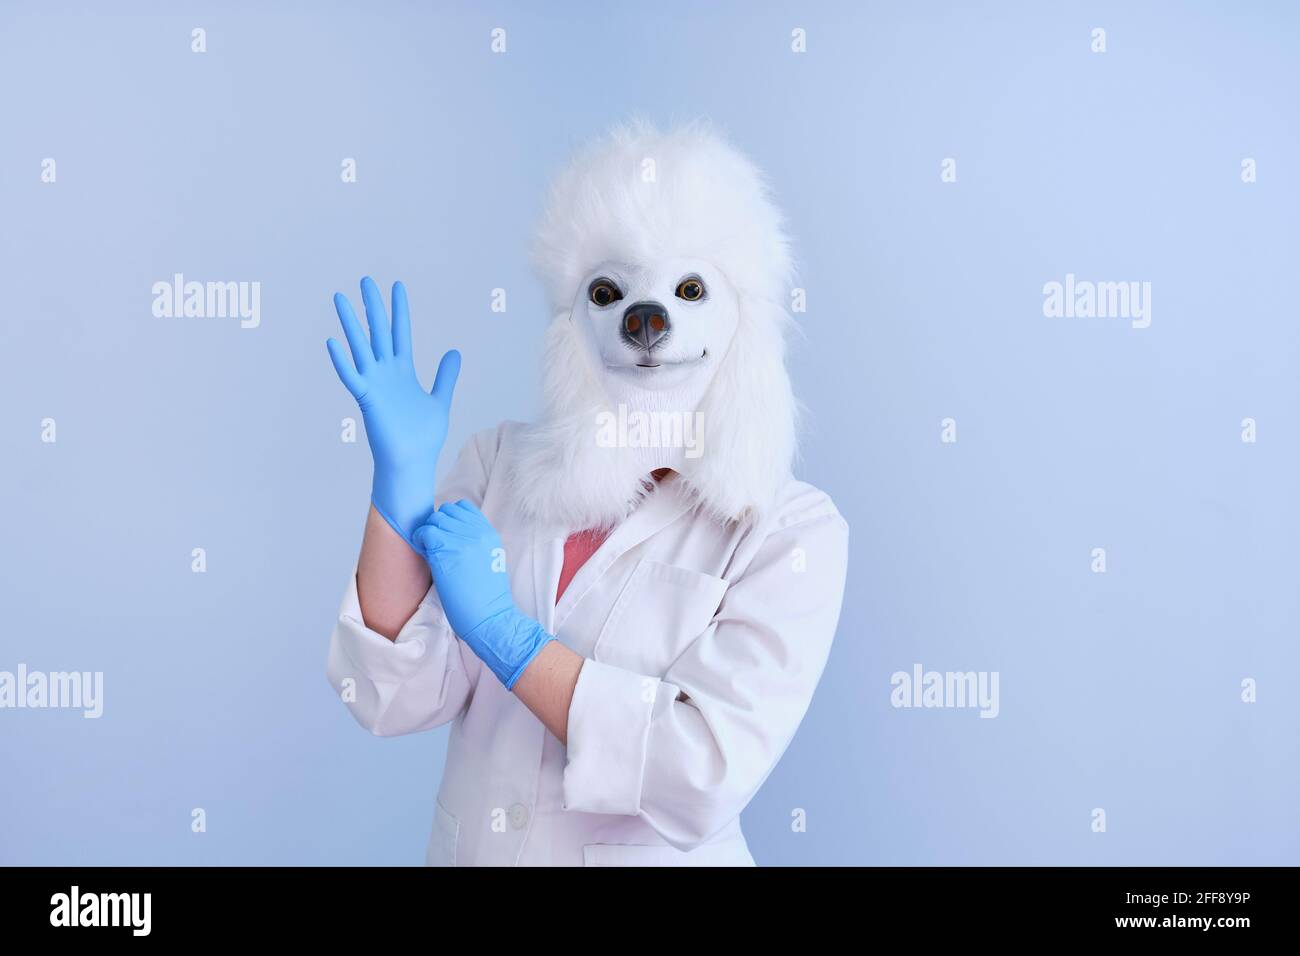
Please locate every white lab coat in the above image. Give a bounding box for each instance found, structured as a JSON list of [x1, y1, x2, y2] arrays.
[[326, 422, 848, 866]]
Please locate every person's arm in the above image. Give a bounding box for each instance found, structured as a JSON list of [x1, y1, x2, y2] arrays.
[[356, 504, 432, 641], [325, 276, 460, 638], [325, 435, 500, 738], [511, 642, 585, 743]]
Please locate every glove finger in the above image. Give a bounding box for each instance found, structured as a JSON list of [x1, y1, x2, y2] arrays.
[[413, 525, 447, 555], [452, 499, 487, 520], [360, 276, 393, 360], [333, 293, 373, 372], [431, 349, 461, 403], [430, 506, 476, 534], [442, 500, 486, 528], [326, 338, 365, 399], [391, 280, 413, 359]]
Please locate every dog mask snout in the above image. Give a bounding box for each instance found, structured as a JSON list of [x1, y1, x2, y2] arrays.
[[621, 300, 671, 351]]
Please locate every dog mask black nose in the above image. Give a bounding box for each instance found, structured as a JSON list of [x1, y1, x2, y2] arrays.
[[621, 301, 671, 351]]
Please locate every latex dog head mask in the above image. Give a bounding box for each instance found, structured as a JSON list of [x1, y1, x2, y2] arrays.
[[511, 120, 798, 530]]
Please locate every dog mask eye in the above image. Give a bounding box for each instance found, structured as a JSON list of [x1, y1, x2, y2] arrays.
[[589, 279, 623, 307], [675, 277, 705, 301]]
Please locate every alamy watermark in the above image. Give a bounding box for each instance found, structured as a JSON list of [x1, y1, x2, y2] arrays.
[[50, 886, 150, 936], [1043, 273, 1151, 329], [0, 665, 103, 718], [152, 273, 261, 328], [890, 663, 999, 718], [595, 404, 704, 459]]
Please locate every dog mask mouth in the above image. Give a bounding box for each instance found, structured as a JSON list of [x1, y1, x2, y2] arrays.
[[608, 348, 709, 371]]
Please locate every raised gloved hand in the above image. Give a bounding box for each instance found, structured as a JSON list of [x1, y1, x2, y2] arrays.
[[413, 500, 554, 690], [327, 277, 461, 545]]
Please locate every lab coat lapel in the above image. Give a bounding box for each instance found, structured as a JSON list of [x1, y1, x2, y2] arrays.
[[551, 476, 697, 633], [526, 522, 566, 634]]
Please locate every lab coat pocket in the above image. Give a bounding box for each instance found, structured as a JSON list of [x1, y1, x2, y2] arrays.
[[592, 559, 728, 676], [426, 799, 459, 867]]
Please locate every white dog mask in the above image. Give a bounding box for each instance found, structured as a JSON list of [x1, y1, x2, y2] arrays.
[[510, 120, 799, 531]]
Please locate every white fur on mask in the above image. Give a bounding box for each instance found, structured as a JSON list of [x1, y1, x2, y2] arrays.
[[509, 119, 799, 531]]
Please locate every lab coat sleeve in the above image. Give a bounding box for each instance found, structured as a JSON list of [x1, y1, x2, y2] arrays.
[[325, 428, 499, 737], [562, 499, 849, 850]]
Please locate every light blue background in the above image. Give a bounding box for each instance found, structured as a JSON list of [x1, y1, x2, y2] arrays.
[[2, 0, 1296, 865]]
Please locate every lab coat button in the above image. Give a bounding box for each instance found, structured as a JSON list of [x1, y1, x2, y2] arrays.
[[508, 803, 528, 830]]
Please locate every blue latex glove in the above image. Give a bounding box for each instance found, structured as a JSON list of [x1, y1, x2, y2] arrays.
[[327, 277, 461, 545], [413, 500, 554, 689]]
